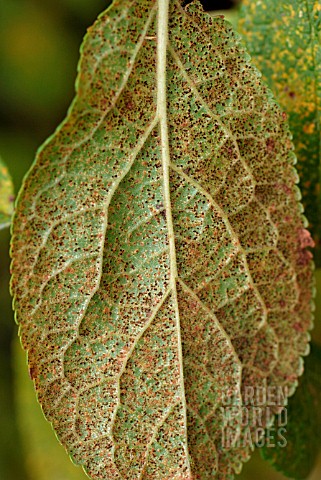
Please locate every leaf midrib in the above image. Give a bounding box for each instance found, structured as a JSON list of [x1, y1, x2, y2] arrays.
[[156, 0, 192, 470]]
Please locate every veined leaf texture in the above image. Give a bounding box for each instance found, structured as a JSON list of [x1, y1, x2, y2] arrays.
[[11, 1, 314, 478]]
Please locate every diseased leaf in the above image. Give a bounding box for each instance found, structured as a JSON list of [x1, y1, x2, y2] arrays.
[[10, 1, 314, 478], [13, 338, 88, 480], [238, 0, 321, 265], [0, 156, 14, 228], [261, 343, 321, 479]]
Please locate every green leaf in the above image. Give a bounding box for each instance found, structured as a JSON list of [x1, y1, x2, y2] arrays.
[[0, 156, 14, 229], [312, 268, 321, 343], [238, 0, 321, 265], [13, 338, 88, 480], [260, 343, 321, 479], [10, 1, 313, 478]]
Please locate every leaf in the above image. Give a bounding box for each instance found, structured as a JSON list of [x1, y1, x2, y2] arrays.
[[13, 338, 88, 480], [312, 268, 321, 343], [238, 0, 321, 265], [209, 10, 239, 30], [10, 1, 313, 478], [0, 156, 14, 229], [260, 343, 321, 479]]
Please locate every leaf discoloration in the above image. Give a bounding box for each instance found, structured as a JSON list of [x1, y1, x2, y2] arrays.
[[11, 0, 313, 478]]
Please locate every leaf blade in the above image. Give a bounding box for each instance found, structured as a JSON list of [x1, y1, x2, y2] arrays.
[[11, 1, 314, 479]]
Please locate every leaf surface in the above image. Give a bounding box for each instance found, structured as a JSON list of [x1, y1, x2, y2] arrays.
[[11, 1, 313, 478], [14, 338, 88, 480], [0, 156, 14, 229], [261, 343, 321, 479], [238, 0, 321, 265]]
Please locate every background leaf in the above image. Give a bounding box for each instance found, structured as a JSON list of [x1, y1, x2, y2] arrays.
[[238, 0, 321, 266], [260, 343, 321, 479], [0, 157, 14, 229], [238, 4, 321, 476], [11, 1, 313, 478]]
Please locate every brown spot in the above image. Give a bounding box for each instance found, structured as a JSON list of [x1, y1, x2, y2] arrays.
[[276, 183, 292, 195], [293, 322, 304, 333], [298, 228, 315, 249], [297, 249, 313, 266], [29, 366, 37, 380], [266, 138, 275, 152]]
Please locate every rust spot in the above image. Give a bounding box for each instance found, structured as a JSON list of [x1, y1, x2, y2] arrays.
[[298, 228, 315, 249], [29, 366, 37, 380], [297, 248, 313, 266], [266, 138, 275, 152]]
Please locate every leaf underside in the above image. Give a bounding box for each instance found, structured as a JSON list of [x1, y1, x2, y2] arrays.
[[14, 338, 88, 480], [238, 0, 321, 266], [11, 1, 313, 479], [0, 156, 14, 229]]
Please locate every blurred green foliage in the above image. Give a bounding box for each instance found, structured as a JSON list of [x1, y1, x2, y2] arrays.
[[0, 157, 14, 229], [0, 1, 320, 479]]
